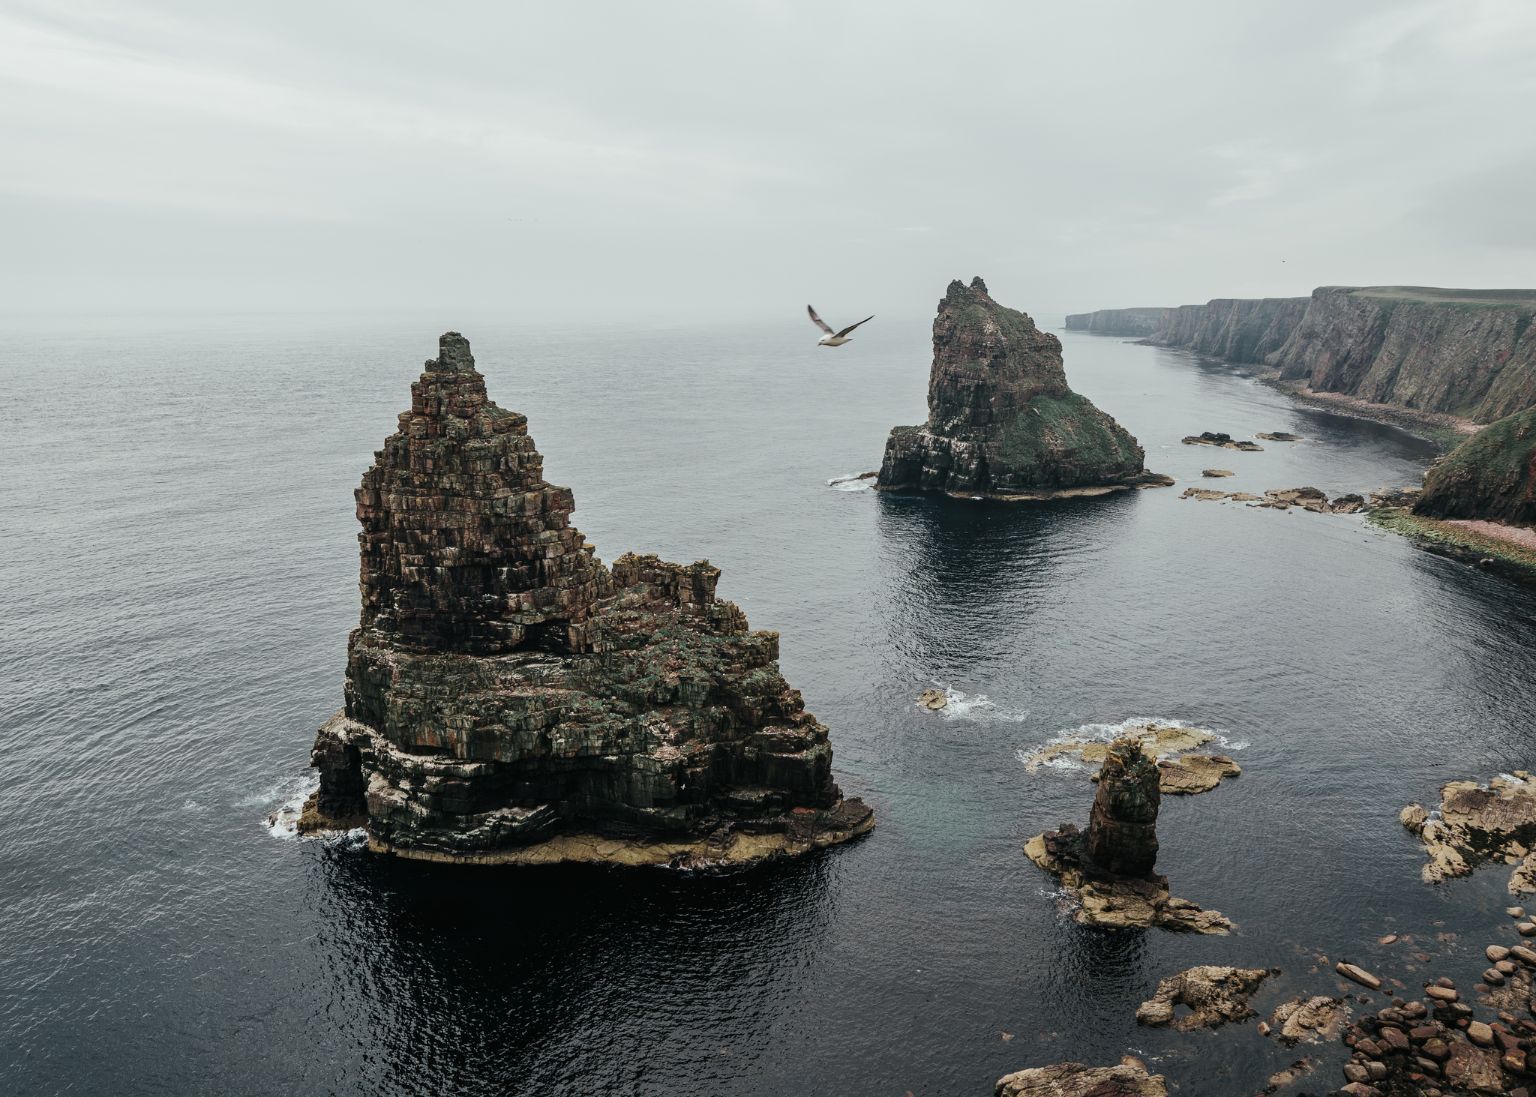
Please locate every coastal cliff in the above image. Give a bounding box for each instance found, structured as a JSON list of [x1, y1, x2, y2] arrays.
[[1269, 287, 1536, 423], [1137, 286, 1536, 424], [300, 332, 873, 867], [1064, 307, 1166, 337], [877, 278, 1165, 498], [1415, 405, 1536, 527], [1151, 297, 1308, 364]]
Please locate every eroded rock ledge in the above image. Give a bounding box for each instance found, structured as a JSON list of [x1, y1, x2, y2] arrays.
[[877, 278, 1169, 499], [298, 332, 872, 869], [1401, 774, 1536, 890]]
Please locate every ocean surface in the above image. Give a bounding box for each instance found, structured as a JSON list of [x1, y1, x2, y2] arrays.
[[5, 313, 1536, 1097]]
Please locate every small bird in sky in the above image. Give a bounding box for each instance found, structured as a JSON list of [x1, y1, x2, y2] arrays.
[[807, 304, 874, 347]]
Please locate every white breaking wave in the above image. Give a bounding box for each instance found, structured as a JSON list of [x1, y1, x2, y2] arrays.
[[1018, 715, 1247, 773], [257, 774, 319, 840]]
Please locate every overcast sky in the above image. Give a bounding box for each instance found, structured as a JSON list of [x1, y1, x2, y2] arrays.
[[3, 0, 1534, 324]]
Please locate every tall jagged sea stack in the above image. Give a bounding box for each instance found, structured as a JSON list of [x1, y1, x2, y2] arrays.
[[300, 333, 872, 867], [876, 278, 1165, 498]]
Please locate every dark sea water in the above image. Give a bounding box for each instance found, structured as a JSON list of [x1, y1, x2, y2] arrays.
[[5, 314, 1536, 1097]]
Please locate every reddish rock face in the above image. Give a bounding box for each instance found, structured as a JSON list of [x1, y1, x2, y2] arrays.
[[355, 331, 610, 655], [303, 332, 871, 867], [1086, 738, 1161, 878]]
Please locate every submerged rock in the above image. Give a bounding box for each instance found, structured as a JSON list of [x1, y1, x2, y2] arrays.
[[1257, 432, 1302, 441], [916, 688, 949, 711], [996, 1058, 1165, 1097], [1135, 965, 1275, 1030], [298, 333, 872, 868], [1183, 431, 1264, 451], [1025, 722, 1239, 796], [1025, 738, 1233, 933], [1203, 468, 1235, 478], [876, 278, 1168, 498], [1402, 775, 1536, 890]]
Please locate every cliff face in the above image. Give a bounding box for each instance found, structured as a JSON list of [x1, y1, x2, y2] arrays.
[[1269, 287, 1536, 422], [301, 332, 872, 867], [877, 278, 1158, 497], [1414, 406, 1536, 527], [1086, 739, 1160, 877], [1141, 286, 1536, 424], [1065, 307, 1167, 337]]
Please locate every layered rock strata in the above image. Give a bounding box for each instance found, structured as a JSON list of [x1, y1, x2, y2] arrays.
[[1139, 287, 1536, 424], [1064, 308, 1168, 337], [1026, 738, 1233, 933], [876, 278, 1168, 498], [299, 332, 873, 867]]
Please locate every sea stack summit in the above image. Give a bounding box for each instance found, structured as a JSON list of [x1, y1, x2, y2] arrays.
[[876, 278, 1167, 498], [298, 332, 873, 868]]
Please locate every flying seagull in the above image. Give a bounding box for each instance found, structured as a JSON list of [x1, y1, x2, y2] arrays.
[[807, 305, 874, 347]]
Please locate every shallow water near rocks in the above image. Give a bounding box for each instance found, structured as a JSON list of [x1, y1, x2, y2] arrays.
[[5, 315, 1536, 1096]]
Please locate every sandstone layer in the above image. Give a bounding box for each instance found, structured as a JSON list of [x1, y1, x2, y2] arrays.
[[1400, 774, 1536, 890], [877, 278, 1167, 498], [996, 1059, 1165, 1097], [298, 332, 872, 868], [1134, 965, 1274, 1031], [1064, 307, 1168, 337]]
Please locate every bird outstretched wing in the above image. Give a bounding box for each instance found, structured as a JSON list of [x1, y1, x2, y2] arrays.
[[835, 315, 874, 338], [807, 305, 834, 334]]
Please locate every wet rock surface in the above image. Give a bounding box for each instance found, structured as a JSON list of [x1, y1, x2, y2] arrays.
[[1182, 431, 1265, 451], [877, 278, 1166, 498], [1135, 965, 1275, 1030], [1181, 486, 1368, 513], [1401, 774, 1536, 889], [1157, 754, 1241, 795], [1268, 996, 1351, 1045], [1025, 738, 1233, 933], [297, 333, 872, 868], [995, 1058, 1166, 1097]]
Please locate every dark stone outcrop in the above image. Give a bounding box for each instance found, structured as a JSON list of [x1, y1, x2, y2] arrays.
[[1064, 308, 1168, 337], [1087, 738, 1161, 876], [1415, 406, 1536, 527], [876, 278, 1167, 498], [298, 332, 873, 868]]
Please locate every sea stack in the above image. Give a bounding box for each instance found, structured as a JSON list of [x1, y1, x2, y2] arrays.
[[1025, 738, 1231, 933], [299, 332, 873, 868], [1086, 739, 1161, 876], [876, 278, 1166, 498]]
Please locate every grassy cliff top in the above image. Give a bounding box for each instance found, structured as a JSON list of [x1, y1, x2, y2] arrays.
[[1339, 286, 1536, 307]]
